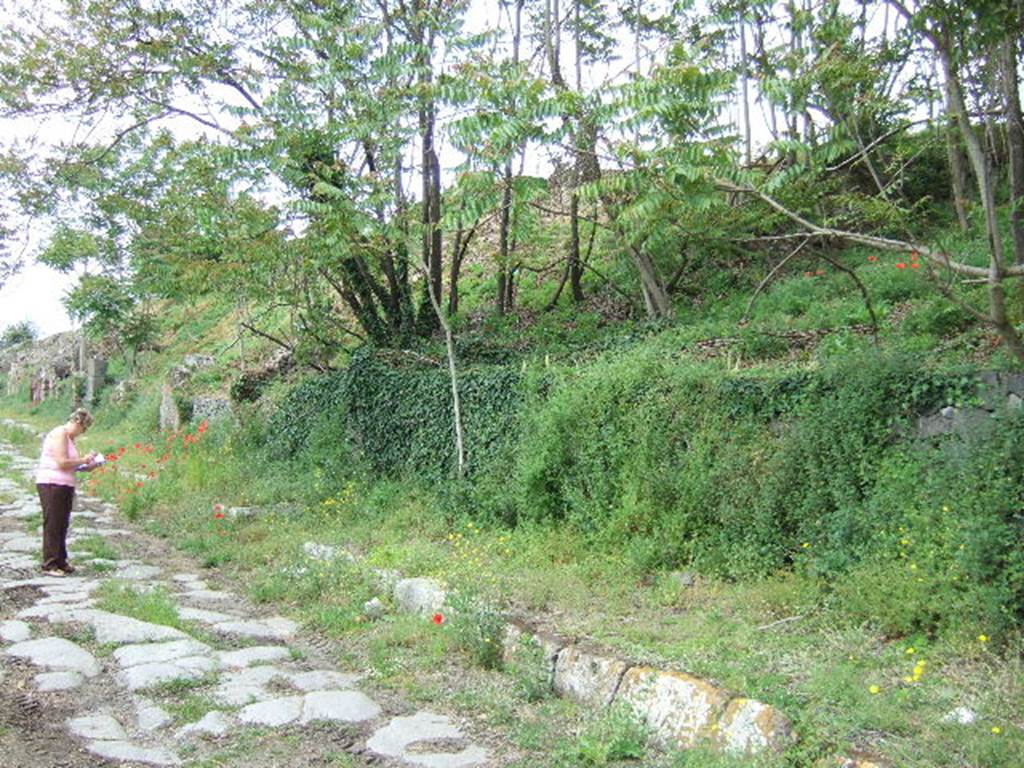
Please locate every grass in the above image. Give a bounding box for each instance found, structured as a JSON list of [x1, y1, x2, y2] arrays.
[[74, 534, 119, 561], [164, 693, 226, 726], [2, 240, 1024, 766], [95, 580, 183, 628]]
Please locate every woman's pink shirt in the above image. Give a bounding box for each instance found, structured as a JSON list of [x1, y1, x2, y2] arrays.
[[36, 428, 78, 487]]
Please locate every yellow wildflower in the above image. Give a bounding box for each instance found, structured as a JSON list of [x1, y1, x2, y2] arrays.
[[869, 685, 881, 695]]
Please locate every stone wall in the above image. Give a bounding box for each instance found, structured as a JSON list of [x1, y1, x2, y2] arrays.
[[0, 331, 84, 401]]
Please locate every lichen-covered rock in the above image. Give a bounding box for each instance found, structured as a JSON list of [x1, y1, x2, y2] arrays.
[[393, 577, 447, 616], [716, 698, 795, 755], [615, 667, 730, 749], [501, 623, 565, 687], [553, 646, 628, 707], [159, 384, 182, 431], [191, 395, 232, 424]]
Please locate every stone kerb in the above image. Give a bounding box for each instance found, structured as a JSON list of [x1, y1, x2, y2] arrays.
[[330, 539, 797, 758], [499, 622, 796, 756]]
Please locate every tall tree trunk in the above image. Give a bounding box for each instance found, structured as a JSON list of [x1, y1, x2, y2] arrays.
[[739, 10, 752, 165], [496, 0, 525, 314], [417, 65, 443, 334], [1001, 34, 1024, 264], [496, 167, 513, 314], [936, 33, 1024, 360], [632, 246, 674, 319], [946, 118, 972, 231]]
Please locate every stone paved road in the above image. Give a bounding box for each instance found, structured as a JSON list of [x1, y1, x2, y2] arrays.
[[0, 437, 496, 768]]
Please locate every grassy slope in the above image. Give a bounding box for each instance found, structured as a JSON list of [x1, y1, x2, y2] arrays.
[[2, 243, 1023, 767]]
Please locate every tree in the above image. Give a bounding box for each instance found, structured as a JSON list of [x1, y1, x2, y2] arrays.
[[0, 320, 37, 349]]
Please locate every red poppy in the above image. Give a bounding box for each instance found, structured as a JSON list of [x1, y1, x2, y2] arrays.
[[198, 420, 209, 434], [213, 503, 225, 512], [135, 482, 144, 488], [432, 613, 445, 625], [911, 263, 921, 269], [815, 269, 825, 276], [804, 271, 815, 278], [896, 263, 907, 269], [118, 447, 127, 455], [867, 255, 879, 262], [214, 512, 226, 520], [106, 453, 119, 462], [134, 443, 142, 449]]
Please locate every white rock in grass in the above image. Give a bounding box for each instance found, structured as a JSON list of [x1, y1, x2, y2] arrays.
[[942, 706, 978, 725], [394, 578, 447, 616]]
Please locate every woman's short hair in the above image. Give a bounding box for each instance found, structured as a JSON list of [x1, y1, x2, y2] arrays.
[[69, 408, 94, 429]]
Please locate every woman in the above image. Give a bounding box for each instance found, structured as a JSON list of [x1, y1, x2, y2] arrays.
[[35, 408, 98, 576]]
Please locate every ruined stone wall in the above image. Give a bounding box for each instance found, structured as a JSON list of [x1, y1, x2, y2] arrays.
[[0, 331, 84, 402]]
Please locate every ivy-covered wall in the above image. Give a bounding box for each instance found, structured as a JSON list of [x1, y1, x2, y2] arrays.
[[265, 350, 1024, 638]]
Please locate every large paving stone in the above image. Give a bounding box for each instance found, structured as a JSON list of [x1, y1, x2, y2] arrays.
[[182, 588, 233, 602], [394, 578, 447, 616], [214, 665, 286, 706], [6, 637, 101, 677], [35, 671, 85, 691], [178, 606, 236, 624], [237, 695, 304, 726], [214, 617, 297, 640], [0, 619, 32, 642], [289, 670, 362, 691], [115, 563, 162, 580], [89, 611, 189, 644], [179, 710, 233, 737], [17, 601, 97, 620], [553, 646, 628, 707], [216, 646, 291, 669], [301, 690, 381, 723], [120, 655, 219, 690], [86, 741, 181, 766], [367, 712, 489, 768], [3, 535, 41, 552], [136, 699, 173, 731], [113, 639, 211, 668], [615, 667, 730, 749], [716, 698, 795, 755], [68, 713, 128, 741]]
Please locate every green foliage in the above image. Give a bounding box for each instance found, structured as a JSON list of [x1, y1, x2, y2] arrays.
[[0, 320, 36, 349], [446, 589, 506, 670], [904, 298, 976, 338], [571, 705, 649, 765], [506, 350, 1024, 635], [267, 350, 523, 479]]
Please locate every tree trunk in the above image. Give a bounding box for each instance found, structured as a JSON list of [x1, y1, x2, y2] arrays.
[[946, 119, 972, 231], [1001, 35, 1024, 264], [739, 11, 752, 165], [496, 166, 513, 315], [936, 33, 1024, 360]]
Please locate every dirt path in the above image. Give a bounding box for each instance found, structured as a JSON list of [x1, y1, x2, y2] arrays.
[[0, 439, 498, 768]]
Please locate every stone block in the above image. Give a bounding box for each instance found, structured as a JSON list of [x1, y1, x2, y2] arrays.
[[394, 577, 447, 616], [192, 395, 232, 424], [716, 698, 796, 755], [159, 384, 182, 431], [502, 623, 566, 687], [615, 667, 730, 749], [553, 646, 628, 707]]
